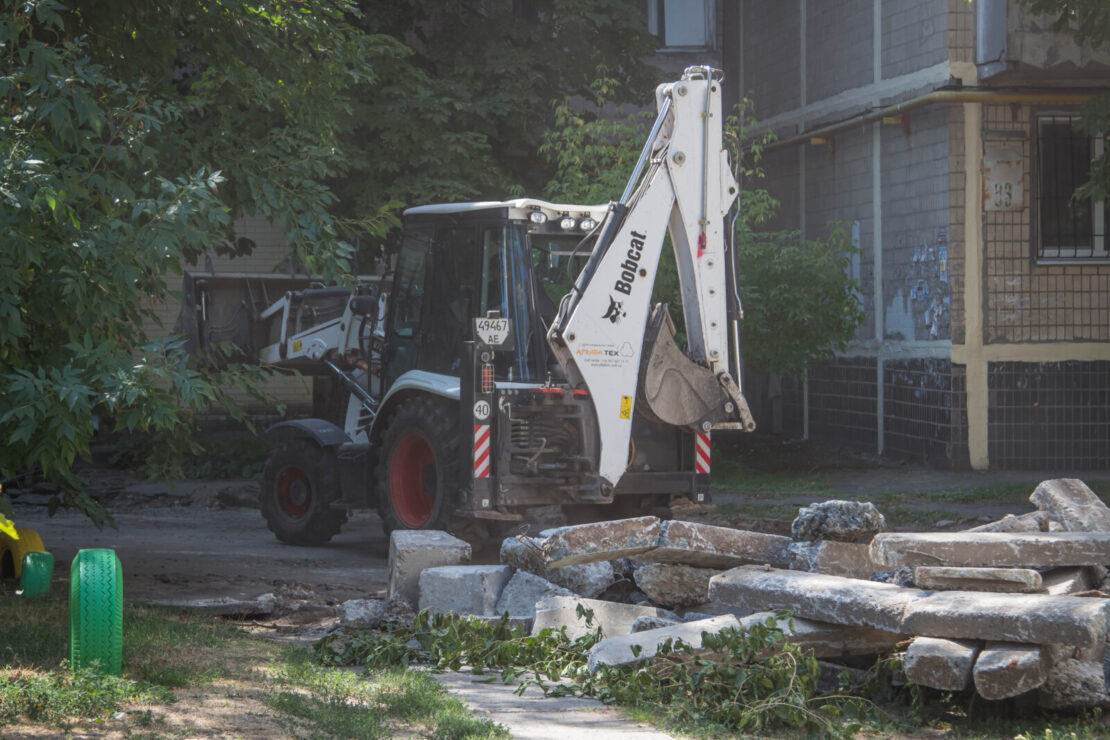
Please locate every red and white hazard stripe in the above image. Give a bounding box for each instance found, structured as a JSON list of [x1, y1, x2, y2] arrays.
[[695, 432, 711, 474], [474, 424, 491, 478]]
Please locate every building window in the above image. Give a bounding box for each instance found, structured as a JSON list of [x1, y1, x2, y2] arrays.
[[645, 0, 715, 50], [1035, 113, 1108, 261]]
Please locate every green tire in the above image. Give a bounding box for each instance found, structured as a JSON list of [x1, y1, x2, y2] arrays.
[[69, 549, 123, 676], [17, 550, 53, 598]]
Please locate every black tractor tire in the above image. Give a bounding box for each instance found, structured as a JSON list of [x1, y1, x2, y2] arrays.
[[376, 397, 464, 534], [261, 439, 347, 545]]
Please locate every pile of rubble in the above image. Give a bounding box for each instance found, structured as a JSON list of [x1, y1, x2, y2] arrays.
[[388, 478, 1110, 708]]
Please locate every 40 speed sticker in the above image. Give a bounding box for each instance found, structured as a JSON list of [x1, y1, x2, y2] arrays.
[[473, 400, 491, 420]]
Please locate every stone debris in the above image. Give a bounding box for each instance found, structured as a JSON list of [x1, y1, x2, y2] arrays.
[[632, 563, 716, 609], [788, 540, 875, 579], [500, 535, 616, 597], [965, 511, 1050, 533], [338, 599, 385, 629], [871, 531, 1110, 569], [587, 614, 741, 673], [913, 566, 1043, 593], [388, 530, 471, 606], [531, 595, 676, 639], [642, 520, 792, 569], [904, 637, 980, 691], [148, 592, 278, 617], [711, 566, 1110, 646], [792, 500, 886, 543], [543, 516, 663, 568], [494, 570, 575, 619], [973, 642, 1050, 700], [1031, 478, 1110, 533], [417, 564, 512, 616], [393, 475, 1110, 710]]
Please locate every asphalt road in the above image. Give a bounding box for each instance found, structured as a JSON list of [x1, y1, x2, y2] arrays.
[[11, 492, 390, 605]]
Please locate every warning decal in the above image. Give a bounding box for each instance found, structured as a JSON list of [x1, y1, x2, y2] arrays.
[[619, 395, 632, 419]]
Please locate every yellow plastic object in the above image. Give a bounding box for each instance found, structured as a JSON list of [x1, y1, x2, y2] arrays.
[[1, 527, 45, 579]]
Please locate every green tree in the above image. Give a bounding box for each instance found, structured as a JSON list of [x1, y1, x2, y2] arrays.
[[0, 0, 394, 523], [540, 89, 863, 378], [1018, 0, 1110, 205]]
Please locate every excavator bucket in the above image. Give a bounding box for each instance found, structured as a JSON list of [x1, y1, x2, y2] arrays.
[[638, 304, 755, 431]]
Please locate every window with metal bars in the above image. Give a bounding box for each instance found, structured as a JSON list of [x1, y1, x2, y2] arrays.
[[1034, 113, 1108, 261]]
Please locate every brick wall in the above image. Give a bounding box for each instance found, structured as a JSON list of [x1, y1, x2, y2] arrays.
[[742, 1, 800, 119], [882, 0, 949, 79], [805, 0, 872, 102]]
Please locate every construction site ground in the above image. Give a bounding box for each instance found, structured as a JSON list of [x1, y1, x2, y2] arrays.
[[7, 447, 1110, 738]]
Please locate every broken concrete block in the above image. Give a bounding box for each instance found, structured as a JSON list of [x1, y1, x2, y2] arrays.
[[710, 566, 918, 633], [966, 511, 1050, 533], [792, 500, 886, 543], [788, 541, 875, 579], [1032, 479, 1110, 533], [913, 566, 1043, 593], [769, 616, 905, 658], [338, 599, 385, 629], [530, 595, 675, 639], [870, 531, 1110, 569], [901, 589, 1110, 647], [904, 637, 980, 691], [711, 566, 1110, 646], [973, 642, 1050, 700], [587, 614, 741, 673], [150, 593, 278, 617], [542, 516, 662, 568], [494, 570, 574, 618], [388, 530, 471, 606], [633, 563, 715, 609], [640, 520, 792, 569], [417, 565, 511, 616], [631, 615, 681, 633], [1042, 566, 1100, 595], [1039, 657, 1110, 709], [499, 535, 615, 597]]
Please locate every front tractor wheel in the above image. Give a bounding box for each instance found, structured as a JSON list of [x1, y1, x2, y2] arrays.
[[377, 398, 463, 533], [261, 439, 347, 545]]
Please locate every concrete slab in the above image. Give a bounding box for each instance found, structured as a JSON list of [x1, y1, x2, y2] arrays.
[[1031, 479, 1110, 533], [1042, 566, 1100, 595], [788, 541, 875, 579], [640, 520, 792, 569], [587, 614, 741, 673], [973, 642, 1050, 700], [1039, 657, 1110, 709], [543, 517, 662, 568], [389, 530, 471, 606], [418, 565, 512, 616], [494, 570, 575, 619], [871, 531, 1110, 568], [633, 563, 715, 609], [904, 637, 980, 691], [432, 670, 679, 740], [913, 566, 1043, 593], [501, 535, 615, 597], [531, 596, 675, 640], [966, 511, 1050, 533], [711, 566, 1110, 646]]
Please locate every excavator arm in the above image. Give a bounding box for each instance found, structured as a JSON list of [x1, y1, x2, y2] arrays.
[[548, 66, 755, 490]]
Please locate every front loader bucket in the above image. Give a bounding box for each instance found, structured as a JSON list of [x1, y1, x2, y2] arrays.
[[638, 304, 755, 431]]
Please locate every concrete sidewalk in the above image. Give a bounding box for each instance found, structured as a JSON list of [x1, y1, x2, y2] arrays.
[[432, 670, 680, 740]]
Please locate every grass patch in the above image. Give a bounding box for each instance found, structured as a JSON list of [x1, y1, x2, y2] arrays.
[[0, 584, 506, 737]]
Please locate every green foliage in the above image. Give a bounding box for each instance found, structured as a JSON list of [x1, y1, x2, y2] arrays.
[[315, 609, 876, 737], [0, 665, 173, 728]]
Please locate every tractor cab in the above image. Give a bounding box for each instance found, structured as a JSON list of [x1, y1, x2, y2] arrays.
[[387, 200, 607, 392]]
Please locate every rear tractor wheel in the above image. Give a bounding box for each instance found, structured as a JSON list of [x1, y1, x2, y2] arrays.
[[261, 439, 347, 545], [376, 398, 464, 534]]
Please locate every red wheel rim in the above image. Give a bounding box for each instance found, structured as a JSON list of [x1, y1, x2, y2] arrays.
[[277, 466, 310, 518], [390, 431, 436, 528]]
